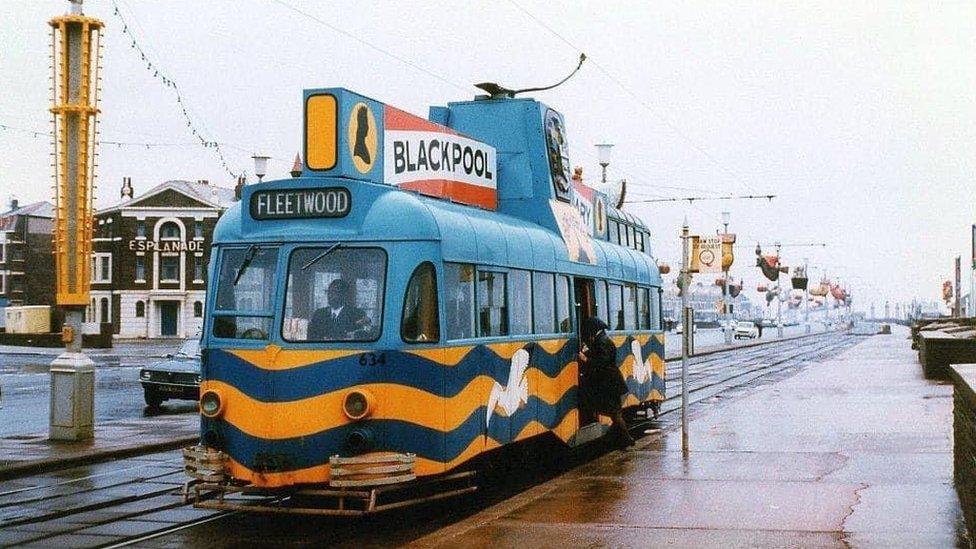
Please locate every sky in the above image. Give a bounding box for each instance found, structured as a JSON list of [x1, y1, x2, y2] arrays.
[[2, 0, 974, 312]]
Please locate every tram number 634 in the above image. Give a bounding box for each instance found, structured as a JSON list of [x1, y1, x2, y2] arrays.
[[358, 353, 387, 366]]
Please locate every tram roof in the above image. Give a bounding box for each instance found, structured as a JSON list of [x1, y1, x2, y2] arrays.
[[217, 179, 661, 286]]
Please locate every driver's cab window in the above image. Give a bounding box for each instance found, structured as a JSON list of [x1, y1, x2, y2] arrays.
[[282, 247, 386, 342], [212, 246, 279, 340], [401, 262, 439, 343]]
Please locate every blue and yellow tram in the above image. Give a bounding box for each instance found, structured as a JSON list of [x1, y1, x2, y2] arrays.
[[189, 88, 665, 505]]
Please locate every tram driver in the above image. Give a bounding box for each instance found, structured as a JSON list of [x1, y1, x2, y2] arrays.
[[308, 279, 370, 341]]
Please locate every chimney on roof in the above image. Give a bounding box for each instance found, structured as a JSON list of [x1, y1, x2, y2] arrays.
[[290, 153, 303, 178], [121, 177, 133, 199], [9, 198, 18, 211], [234, 175, 246, 201]]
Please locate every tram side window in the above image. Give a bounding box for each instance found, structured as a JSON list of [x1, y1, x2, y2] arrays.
[[624, 284, 638, 330], [608, 219, 619, 245], [608, 282, 623, 330], [556, 275, 572, 333], [532, 272, 555, 334], [652, 286, 663, 330], [445, 263, 475, 340], [638, 287, 650, 329], [401, 262, 439, 343], [594, 279, 609, 325], [637, 232, 645, 253], [478, 270, 508, 337], [281, 247, 386, 342], [617, 223, 625, 247], [509, 269, 532, 335], [212, 246, 279, 340]]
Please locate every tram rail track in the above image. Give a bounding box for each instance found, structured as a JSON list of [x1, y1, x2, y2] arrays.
[[0, 331, 859, 548]]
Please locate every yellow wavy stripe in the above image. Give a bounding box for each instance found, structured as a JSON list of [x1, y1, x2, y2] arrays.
[[404, 346, 475, 366], [204, 361, 583, 440], [652, 353, 665, 377], [229, 348, 364, 371], [623, 394, 640, 407], [553, 408, 579, 442], [535, 338, 570, 354], [650, 389, 664, 400], [227, 457, 331, 488]]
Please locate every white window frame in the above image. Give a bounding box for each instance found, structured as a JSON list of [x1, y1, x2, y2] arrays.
[[0, 271, 6, 294], [0, 242, 5, 263], [159, 253, 180, 283], [135, 252, 146, 283], [92, 252, 112, 283]]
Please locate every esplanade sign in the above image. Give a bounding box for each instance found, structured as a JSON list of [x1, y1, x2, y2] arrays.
[[128, 239, 205, 253]]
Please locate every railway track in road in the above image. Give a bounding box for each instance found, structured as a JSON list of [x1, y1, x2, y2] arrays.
[[0, 332, 861, 548]]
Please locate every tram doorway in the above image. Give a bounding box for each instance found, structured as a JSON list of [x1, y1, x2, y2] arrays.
[[574, 277, 597, 426]]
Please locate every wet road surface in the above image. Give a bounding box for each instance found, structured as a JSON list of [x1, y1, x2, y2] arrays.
[[0, 332, 862, 548]]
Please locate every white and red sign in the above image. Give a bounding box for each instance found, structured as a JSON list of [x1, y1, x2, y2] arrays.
[[383, 107, 497, 210]]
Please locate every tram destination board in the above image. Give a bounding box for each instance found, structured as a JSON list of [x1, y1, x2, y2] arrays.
[[251, 187, 351, 220]]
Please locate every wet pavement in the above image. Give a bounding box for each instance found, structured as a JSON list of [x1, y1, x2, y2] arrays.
[[413, 327, 969, 548]]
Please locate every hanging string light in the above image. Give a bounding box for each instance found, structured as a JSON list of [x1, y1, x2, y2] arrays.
[[109, 1, 240, 177]]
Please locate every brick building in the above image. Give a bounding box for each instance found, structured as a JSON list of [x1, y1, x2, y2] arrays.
[[0, 200, 56, 325], [91, 179, 234, 338]]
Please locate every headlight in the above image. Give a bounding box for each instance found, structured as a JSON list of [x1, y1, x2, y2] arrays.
[[140, 370, 151, 380], [342, 390, 373, 420], [200, 390, 224, 418]]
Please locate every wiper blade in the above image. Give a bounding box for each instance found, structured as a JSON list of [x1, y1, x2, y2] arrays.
[[302, 242, 343, 270], [233, 245, 257, 285]]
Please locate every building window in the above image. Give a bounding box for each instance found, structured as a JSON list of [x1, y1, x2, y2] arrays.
[[0, 242, 5, 262], [477, 270, 507, 337], [444, 263, 475, 340], [136, 300, 145, 317], [100, 297, 109, 323], [193, 301, 203, 318], [92, 253, 111, 283], [135, 256, 146, 281], [136, 220, 146, 238], [193, 256, 204, 281], [194, 220, 203, 239], [0, 272, 6, 294], [160, 255, 179, 282], [160, 222, 181, 240]]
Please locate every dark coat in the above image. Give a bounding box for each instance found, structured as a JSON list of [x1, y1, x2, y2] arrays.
[[308, 306, 368, 341], [580, 319, 628, 414]]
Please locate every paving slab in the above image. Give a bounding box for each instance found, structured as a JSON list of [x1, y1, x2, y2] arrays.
[[0, 414, 196, 481], [411, 328, 969, 548]]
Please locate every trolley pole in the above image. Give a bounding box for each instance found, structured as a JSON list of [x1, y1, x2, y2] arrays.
[[680, 220, 690, 455]]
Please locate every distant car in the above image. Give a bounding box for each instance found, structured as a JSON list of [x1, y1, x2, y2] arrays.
[[675, 323, 697, 334], [734, 321, 759, 339], [139, 338, 201, 408]]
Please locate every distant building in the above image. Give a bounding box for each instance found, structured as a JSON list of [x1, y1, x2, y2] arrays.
[[662, 281, 754, 325], [91, 179, 235, 338], [0, 200, 56, 325]]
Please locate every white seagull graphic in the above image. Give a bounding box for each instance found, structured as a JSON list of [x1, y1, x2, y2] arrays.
[[630, 340, 651, 384], [486, 348, 530, 429]]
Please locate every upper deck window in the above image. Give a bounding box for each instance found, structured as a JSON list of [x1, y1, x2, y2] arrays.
[[212, 246, 279, 340], [282, 247, 386, 342]]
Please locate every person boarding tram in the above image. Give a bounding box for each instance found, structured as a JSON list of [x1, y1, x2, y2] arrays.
[[578, 317, 636, 448]]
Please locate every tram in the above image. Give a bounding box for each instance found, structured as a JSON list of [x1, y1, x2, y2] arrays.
[[185, 87, 665, 514]]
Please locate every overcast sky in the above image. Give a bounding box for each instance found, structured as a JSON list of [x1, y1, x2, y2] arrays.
[[2, 1, 974, 311]]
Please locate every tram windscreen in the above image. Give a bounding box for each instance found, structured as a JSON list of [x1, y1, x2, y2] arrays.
[[282, 247, 386, 342], [212, 246, 279, 340]]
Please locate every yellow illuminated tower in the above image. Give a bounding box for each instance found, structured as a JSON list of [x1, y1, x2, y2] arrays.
[[48, 0, 103, 441]]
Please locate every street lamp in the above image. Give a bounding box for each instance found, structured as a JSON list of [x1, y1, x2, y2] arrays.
[[721, 211, 732, 344], [775, 241, 783, 337], [595, 143, 613, 184], [252, 154, 270, 183]]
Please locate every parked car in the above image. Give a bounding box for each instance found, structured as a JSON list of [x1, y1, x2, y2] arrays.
[[139, 338, 201, 408], [675, 323, 697, 334], [734, 321, 759, 339]]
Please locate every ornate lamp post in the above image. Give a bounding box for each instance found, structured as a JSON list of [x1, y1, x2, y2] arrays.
[[252, 154, 270, 183]]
